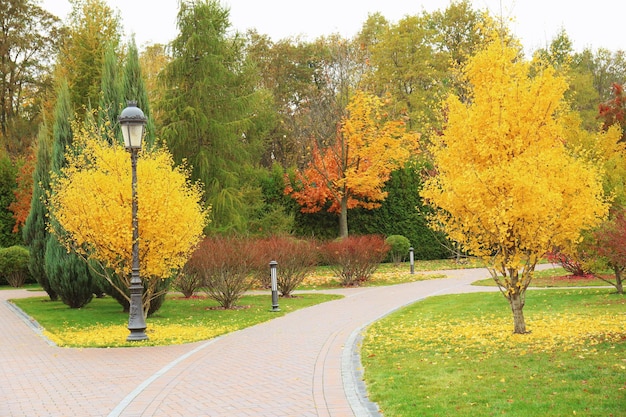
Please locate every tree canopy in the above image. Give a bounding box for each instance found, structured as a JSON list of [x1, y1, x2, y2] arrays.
[[421, 38, 609, 333], [286, 90, 419, 237], [48, 126, 209, 281]]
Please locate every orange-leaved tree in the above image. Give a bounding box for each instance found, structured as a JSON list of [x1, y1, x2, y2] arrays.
[[9, 148, 35, 233], [48, 123, 209, 317], [285, 90, 419, 237], [421, 39, 609, 334]]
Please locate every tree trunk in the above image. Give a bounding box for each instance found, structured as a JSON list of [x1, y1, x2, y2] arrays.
[[509, 291, 528, 334], [339, 196, 348, 238], [614, 267, 624, 295]]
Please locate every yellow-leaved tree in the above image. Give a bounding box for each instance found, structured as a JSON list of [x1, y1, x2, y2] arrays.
[[421, 39, 609, 334], [48, 123, 209, 317], [285, 90, 420, 237]]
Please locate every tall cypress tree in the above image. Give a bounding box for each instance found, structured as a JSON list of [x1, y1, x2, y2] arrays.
[[23, 124, 57, 300], [45, 79, 93, 308], [98, 42, 123, 144], [122, 38, 156, 148]]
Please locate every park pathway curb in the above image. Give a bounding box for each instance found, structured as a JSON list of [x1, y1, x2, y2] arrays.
[[0, 267, 531, 416]]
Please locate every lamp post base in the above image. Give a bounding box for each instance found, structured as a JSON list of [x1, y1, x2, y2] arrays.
[[127, 269, 148, 342], [127, 329, 148, 342]]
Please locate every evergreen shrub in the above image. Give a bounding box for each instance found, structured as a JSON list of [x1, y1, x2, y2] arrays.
[[385, 235, 411, 264], [0, 246, 31, 287]]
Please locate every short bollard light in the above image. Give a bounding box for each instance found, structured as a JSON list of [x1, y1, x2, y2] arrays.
[[270, 260, 280, 312], [409, 247, 415, 275]]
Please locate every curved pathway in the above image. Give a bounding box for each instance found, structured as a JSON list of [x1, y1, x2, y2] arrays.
[[0, 267, 529, 416]]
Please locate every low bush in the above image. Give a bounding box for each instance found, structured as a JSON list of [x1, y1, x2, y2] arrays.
[[187, 236, 258, 309], [385, 235, 410, 264], [319, 235, 389, 286], [0, 245, 31, 287], [252, 236, 318, 296], [173, 270, 204, 298]]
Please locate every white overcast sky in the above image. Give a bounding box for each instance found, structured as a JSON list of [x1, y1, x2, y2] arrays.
[[41, 0, 625, 54]]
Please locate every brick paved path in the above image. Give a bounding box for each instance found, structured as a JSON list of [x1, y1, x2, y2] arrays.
[[0, 268, 501, 416]]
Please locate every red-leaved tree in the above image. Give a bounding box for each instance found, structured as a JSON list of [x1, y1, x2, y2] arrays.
[[598, 82, 625, 142], [588, 210, 626, 294]]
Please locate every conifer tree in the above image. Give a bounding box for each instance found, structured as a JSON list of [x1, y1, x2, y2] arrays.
[[57, 0, 122, 120], [98, 43, 123, 144], [22, 124, 57, 300], [44, 79, 94, 308], [159, 0, 264, 231], [122, 38, 156, 148]]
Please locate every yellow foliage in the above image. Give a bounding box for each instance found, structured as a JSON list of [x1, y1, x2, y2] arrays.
[[44, 322, 237, 347], [365, 310, 625, 358], [287, 90, 420, 213], [421, 40, 609, 271], [563, 115, 626, 208], [48, 126, 209, 280]]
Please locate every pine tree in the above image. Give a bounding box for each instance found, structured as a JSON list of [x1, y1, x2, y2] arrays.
[[22, 124, 57, 300], [45, 79, 94, 308]]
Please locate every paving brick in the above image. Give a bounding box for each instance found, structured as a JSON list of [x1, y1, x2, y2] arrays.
[[0, 267, 515, 416]]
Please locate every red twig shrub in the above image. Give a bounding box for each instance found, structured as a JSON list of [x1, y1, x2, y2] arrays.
[[251, 236, 318, 297], [319, 235, 389, 286], [546, 250, 591, 277], [172, 269, 204, 298], [186, 236, 258, 309]]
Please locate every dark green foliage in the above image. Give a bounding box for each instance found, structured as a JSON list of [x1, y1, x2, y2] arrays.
[[319, 235, 390, 286], [293, 209, 340, 240], [122, 38, 156, 148], [98, 42, 123, 144], [45, 78, 94, 309], [349, 162, 451, 260], [0, 154, 20, 247], [282, 163, 340, 239], [0, 245, 31, 286], [44, 235, 93, 308], [159, 0, 267, 232], [385, 235, 411, 263], [247, 164, 294, 236], [290, 161, 451, 258], [49, 79, 73, 172], [23, 125, 57, 300]]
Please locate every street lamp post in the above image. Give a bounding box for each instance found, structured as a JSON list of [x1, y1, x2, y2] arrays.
[[119, 101, 148, 342]]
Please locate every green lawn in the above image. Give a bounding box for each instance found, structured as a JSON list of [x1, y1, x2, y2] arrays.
[[11, 293, 341, 348], [361, 288, 626, 417], [472, 266, 614, 288]]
